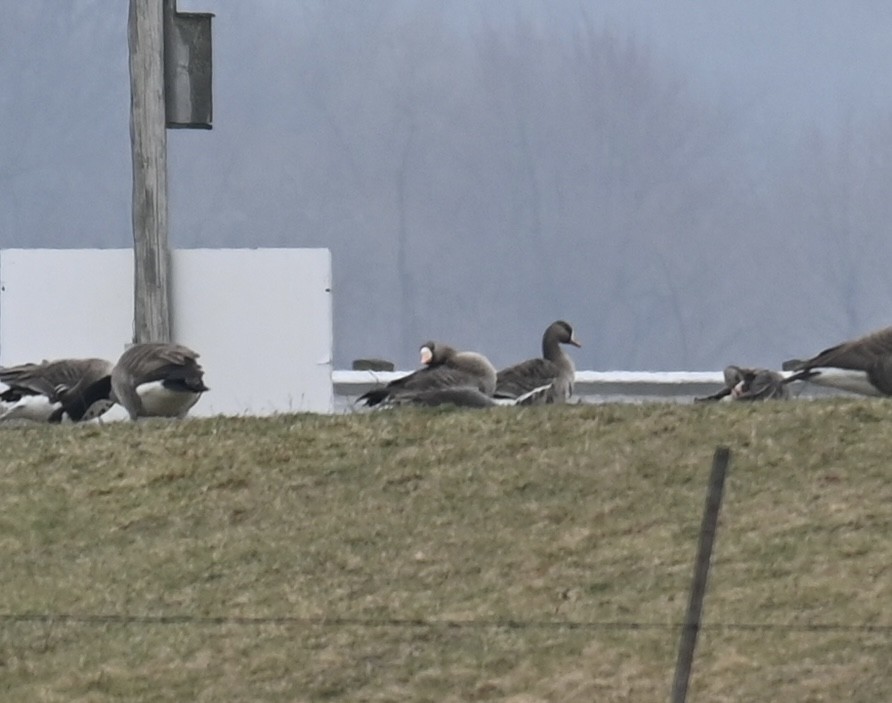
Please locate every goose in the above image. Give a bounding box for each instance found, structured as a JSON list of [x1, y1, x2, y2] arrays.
[[375, 383, 556, 410], [782, 325, 892, 396], [73, 342, 209, 420], [695, 365, 789, 402], [384, 387, 500, 409], [495, 320, 581, 404], [0, 357, 115, 422], [357, 340, 497, 407]]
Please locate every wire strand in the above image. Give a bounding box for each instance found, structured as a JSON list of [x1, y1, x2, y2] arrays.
[[1, 612, 890, 633]]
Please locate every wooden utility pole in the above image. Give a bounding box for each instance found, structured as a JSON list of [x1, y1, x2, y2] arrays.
[[128, 0, 171, 343]]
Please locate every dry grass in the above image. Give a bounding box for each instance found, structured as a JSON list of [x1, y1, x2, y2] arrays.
[[0, 399, 890, 701]]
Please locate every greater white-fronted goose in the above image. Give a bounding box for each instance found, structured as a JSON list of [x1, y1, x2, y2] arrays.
[[74, 343, 209, 420], [782, 325, 892, 396], [695, 365, 789, 402], [376, 384, 557, 409], [0, 357, 115, 422], [357, 340, 497, 407], [495, 320, 580, 404], [385, 387, 499, 409]]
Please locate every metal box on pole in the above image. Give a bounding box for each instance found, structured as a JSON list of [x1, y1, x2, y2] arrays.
[[164, 3, 214, 129]]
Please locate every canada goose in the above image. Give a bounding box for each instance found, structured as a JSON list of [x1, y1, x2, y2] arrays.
[[74, 343, 209, 420], [495, 320, 581, 404], [695, 365, 789, 402], [0, 357, 115, 422], [782, 325, 892, 396], [357, 340, 497, 407]]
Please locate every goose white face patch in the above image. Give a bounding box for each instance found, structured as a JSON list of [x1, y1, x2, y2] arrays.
[[420, 346, 433, 365]]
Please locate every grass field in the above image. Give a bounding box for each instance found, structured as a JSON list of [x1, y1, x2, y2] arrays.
[[0, 399, 890, 702]]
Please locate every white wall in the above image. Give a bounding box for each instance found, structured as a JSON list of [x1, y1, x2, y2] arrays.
[[0, 248, 333, 416]]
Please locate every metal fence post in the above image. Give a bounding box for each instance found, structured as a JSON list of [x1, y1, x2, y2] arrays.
[[671, 446, 732, 703]]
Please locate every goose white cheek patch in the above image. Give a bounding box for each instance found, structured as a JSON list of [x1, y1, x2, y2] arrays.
[[420, 347, 433, 365]]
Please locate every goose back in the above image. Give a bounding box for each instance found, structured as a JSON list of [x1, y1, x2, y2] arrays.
[[783, 326, 892, 372], [0, 358, 112, 403], [385, 387, 498, 409]]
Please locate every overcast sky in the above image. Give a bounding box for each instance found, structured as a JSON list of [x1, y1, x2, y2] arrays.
[[3, 1, 892, 370]]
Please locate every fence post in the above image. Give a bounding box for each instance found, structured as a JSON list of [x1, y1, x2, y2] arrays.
[[670, 446, 732, 703]]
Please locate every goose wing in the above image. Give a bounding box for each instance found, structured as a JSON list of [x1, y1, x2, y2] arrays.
[[738, 369, 789, 400], [358, 364, 485, 407], [386, 387, 497, 408], [400, 363, 483, 392], [495, 358, 560, 398], [784, 326, 892, 372], [694, 365, 743, 402], [0, 363, 59, 400], [0, 358, 111, 402], [117, 343, 201, 381]]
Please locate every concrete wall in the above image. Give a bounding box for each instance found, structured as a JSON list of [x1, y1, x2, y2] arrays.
[[0, 248, 333, 416]]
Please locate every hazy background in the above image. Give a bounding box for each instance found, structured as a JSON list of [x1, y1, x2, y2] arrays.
[[3, 0, 892, 370]]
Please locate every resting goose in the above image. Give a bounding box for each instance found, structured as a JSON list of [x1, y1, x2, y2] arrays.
[[695, 365, 789, 402], [495, 320, 580, 404], [385, 387, 500, 409], [376, 384, 557, 410], [74, 343, 209, 420], [782, 325, 892, 396], [357, 340, 497, 407], [0, 357, 115, 422]]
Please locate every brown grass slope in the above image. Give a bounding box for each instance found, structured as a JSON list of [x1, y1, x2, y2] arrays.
[[0, 400, 890, 702]]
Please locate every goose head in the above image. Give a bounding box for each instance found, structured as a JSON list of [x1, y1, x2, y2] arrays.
[[418, 341, 456, 366], [547, 320, 581, 349]]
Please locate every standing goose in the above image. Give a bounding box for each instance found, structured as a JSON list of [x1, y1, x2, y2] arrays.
[[0, 357, 115, 422], [357, 340, 497, 407], [695, 365, 789, 402], [73, 342, 209, 420], [783, 325, 892, 396], [495, 320, 581, 404]]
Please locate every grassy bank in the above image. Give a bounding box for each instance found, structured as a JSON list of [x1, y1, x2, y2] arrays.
[[0, 399, 889, 701]]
